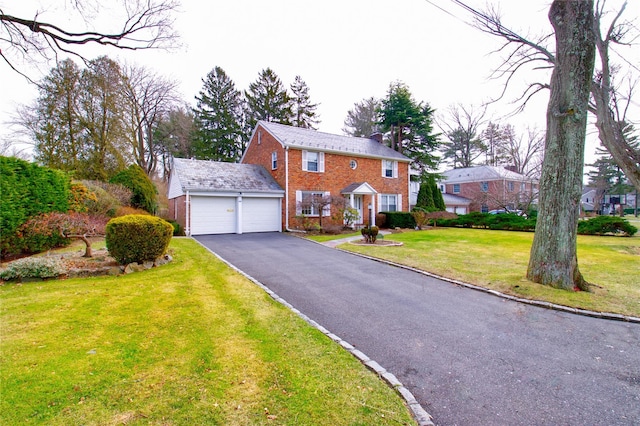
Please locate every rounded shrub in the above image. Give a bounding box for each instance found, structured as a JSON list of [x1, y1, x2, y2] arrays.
[[105, 215, 173, 265]]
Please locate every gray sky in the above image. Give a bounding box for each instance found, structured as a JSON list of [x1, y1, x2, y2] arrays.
[[2, 0, 638, 167]]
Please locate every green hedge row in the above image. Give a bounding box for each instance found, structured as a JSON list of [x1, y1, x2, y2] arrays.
[[1, 157, 70, 256], [437, 212, 637, 236]]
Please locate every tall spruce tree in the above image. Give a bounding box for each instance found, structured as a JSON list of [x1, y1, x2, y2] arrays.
[[245, 68, 292, 131], [290, 75, 319, 129], [192, 66, 245, 162]]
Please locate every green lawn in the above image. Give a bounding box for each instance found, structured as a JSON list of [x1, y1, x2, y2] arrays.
[[0, 238, 416, 425], [335, 227, 640, 317]]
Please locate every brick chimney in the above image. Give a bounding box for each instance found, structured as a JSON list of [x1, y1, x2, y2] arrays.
[[369, 132, 383, 143]]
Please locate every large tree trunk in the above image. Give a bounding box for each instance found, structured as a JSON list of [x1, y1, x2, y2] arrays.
[[527, 0, 596, 291]]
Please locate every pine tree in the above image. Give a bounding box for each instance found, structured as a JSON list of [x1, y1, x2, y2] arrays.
[[192, 66, 245, 162], [378, 81, 440, 175], [343, 97, 381, 137], [290, 75, 319, 129], [245, 68, 292, 131]]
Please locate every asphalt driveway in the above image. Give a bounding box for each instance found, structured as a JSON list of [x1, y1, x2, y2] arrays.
[[195, 232, 640, 426]]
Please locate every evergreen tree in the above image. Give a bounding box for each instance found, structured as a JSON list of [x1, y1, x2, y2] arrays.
[[415, 180, 434, 210], [290, 75, 319, 129], [192, 66, 245, 162], [343, 97, 381, 137], [378, 81, 440, 176], [429, 175, 446, 211], [245, 68, 292, 131], [30, 59, 83, 173]]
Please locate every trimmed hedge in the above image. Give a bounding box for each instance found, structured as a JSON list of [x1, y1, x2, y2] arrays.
[[0, 157, 70, 257], [380, 211, 416, 229], [105, 215, 173, 265], [577, 216, 637, 236], [437, 212, 637, 236], [437, 212, 536, 231]]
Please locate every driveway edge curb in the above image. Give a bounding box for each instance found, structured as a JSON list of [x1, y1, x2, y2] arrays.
[[327, 243, 640, 324], [193, 238, 435, 426]]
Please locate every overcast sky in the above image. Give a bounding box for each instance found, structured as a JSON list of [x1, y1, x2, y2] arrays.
[[2, 0, 638, 167]]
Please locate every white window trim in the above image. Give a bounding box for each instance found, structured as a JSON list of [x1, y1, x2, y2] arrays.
[[302, 150, 324, 172], [271, 151, 277, 170], [381, 160, 398, 178], [377, 193, 401, 212]]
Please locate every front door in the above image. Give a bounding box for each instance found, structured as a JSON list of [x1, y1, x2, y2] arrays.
[[353, 195, 363, 225]]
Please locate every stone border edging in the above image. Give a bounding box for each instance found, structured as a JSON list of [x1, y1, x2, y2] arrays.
[[193, 238, 435, 426], [332, 245, 640, 324]]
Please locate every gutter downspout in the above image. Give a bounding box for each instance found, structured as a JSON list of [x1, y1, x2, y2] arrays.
[[285, 147, 291, 231], [185, 190, 191, 236]]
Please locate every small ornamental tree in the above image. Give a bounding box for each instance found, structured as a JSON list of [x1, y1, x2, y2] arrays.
[[19, 212, 109, 257]]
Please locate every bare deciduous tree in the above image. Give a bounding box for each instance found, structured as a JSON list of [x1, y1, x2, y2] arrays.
[[590, 1, 640, 191], [1, 1, 179, 81], [438, 104, 488, 168], [122, 64, 180, 177]]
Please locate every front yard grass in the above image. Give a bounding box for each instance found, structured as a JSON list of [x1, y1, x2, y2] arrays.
[[330, 227, 640, 317], [0, 238, 416, 425]]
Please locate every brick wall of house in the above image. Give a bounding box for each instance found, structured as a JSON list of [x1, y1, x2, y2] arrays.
[[446, 180, 537, 212], [168, 195, 187, 233], [242, 124, 409, 228]]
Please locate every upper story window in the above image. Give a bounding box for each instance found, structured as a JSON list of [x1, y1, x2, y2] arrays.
[[302, 150, 324, 172], [453, 184, 460, 194], [481, 181, 489, 192], [508, 181, 515, 192], [350, 159, 358, 170], [271, 151, 277, 170], [382, 160, 398, 178], [521, 182, 526, 192]]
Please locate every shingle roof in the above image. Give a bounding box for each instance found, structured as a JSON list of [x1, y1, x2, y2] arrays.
[[172, 158, 284, 193], [442, 165, 535, 184], [443, 193, 472, 205], [257, 121, 410, 162]]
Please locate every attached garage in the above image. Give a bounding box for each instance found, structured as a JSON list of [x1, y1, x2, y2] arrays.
[[168, 159, 284, 235]]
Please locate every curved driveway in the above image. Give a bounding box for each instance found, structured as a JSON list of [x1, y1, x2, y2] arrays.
[[195, 233, 640, 426]]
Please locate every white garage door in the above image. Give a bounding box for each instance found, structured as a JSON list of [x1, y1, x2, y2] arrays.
[[241, 197, 281, 233], [191, 196, 237, 235], [190, 196, 281, 235]]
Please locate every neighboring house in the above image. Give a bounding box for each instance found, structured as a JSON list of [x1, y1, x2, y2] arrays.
[[442, 193, 473, 215], [167, 158, 284, 235], [581, 186, 599, 213], [241, 121, 411, 229], [440, 165, 538, 213], [408, 179, 471, 214]]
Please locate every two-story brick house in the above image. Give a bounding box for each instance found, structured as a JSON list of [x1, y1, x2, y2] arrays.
[[241, 121, 411, 230], [440, 165, 538, 213]]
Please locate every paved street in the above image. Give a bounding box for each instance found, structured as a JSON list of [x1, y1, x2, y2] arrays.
[[195, 232, 640, 426]]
